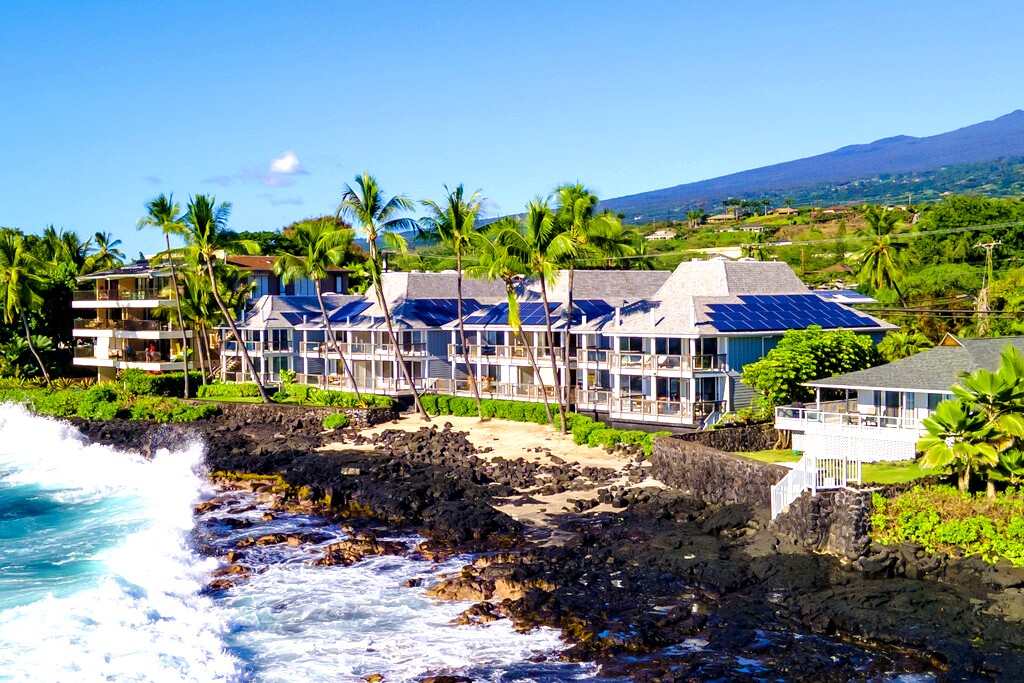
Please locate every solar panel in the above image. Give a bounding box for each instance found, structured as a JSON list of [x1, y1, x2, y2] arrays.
[[705, 295, 881, 333]]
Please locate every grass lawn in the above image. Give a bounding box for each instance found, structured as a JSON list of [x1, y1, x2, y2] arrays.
[[861, 459, 930, 485], [193, 396, 262, 404], [734, 450, 930, 485], [734, 449, 802, 464]]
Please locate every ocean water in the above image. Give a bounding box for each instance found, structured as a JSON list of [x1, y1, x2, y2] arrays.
[[0, 405, 598, 682]]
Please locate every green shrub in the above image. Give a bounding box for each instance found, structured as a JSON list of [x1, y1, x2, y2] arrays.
[[76, 384, 123, 420], [125, 395, 219, 422], [322, 413, 350, 430], [306, 388, 393, 409], [571, 416, 603, 445], [587, 428, 624, 449], [871, 485, 1024, 566], [30, 390, 82, 418], [117, 369, 202, 398], [197, 383, 263, 399]]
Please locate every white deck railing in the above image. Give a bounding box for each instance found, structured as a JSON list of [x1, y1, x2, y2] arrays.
[[775, 406, 920, 431], [770, 452, 862, 519]]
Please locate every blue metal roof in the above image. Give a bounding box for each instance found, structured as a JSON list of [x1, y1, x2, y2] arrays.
[[705, 294, 882, 332]]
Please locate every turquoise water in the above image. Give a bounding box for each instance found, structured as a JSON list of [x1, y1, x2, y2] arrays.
[[0, 406, 596, 682], [0, 405, 238, 681]]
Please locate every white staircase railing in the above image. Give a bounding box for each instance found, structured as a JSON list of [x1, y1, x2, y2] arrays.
[[770, 452, 862, 519]]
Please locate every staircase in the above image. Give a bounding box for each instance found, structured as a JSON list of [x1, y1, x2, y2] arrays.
[[770, 452, 862, 519]]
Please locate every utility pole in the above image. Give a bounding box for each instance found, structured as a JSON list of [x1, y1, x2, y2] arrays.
[[974, 240, 1002, 337]]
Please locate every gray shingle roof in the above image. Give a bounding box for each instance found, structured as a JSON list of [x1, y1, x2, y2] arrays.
[[807, 336, 1024, 392], [379, 272, 507, 303]]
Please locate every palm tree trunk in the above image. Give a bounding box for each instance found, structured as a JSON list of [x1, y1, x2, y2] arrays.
[[518, 327, 553, 426], [539, 279, 567, 434], [316, 282, 362, 403], [987, 478, 996, 499], [457, 253, 484, 419], [205, 260, 270, 403], [198, 323, 212, 385], [192, 322, 206, 380], [959, 465, 970, 492], [165, 234, 190, 398], [369, 239, 429, 421], [563, 266, 575, 415], [21, 312, 49, 385], [503, 278, 552, 426]]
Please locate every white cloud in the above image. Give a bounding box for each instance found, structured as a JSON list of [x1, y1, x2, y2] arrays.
[[269, 151, 304, 175]]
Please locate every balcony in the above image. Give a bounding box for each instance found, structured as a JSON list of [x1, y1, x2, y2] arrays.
[[613, 352, 727, 373], [72, 341, 184, 371], [775, 405, 921, 432], [222, 340, 292, 355], [609, 396, 727, 425], [73, 318, 182, 333], [774, 404, 923, 463], [448, 344, 564, 364], [73, 288, 169, 302], [302, 341, 429, 358]]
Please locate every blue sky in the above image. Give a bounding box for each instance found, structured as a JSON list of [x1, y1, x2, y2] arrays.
[[2, 1, 1023, 257]]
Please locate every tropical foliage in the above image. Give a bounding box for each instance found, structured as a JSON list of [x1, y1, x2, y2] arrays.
[[741, 326, 883, 407], [918, 345, 1024, 496]]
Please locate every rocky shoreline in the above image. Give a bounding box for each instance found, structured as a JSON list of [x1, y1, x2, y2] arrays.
[[70, 411, 1024, 681]]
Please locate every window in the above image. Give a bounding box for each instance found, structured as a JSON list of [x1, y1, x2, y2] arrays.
[[927, 394, 944, 411], [619, 337, 643, 352], [655, 338, 683, 355]]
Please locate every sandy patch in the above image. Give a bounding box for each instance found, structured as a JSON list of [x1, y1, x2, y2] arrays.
[[323, 414, 663, 538]]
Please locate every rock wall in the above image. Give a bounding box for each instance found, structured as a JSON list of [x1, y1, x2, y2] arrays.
[[673, 423, 780, 452], [651, 436, 788, 508], [770, 488, 873, 560], [212, 402, 396, 429]]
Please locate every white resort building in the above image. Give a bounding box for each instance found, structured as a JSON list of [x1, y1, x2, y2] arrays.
[[216, 258, 894, 430]]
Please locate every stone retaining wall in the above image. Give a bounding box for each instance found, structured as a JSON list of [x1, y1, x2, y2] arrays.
[[212, 402, 396, 429], [770, 488, 874, 560], [650, 436, 788, 508], [673, 423, 780, 452]]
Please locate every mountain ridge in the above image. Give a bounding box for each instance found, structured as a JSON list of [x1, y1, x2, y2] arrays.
[[601, 110, 1024, 219]]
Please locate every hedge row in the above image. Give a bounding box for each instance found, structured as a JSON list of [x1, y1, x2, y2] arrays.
[[117, 369, 204, 398], [0, 385, 218, 423], [279, 385, 394, 408], [418, 395, 671, 457], [322, 413, 350, 430], [196, 383, 264, 399]]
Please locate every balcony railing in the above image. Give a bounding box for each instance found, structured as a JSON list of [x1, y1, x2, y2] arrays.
[[775, 406, 920, 431], [614, 352, 728, 372], [73, 288, 168, 301], [577, 348, 612, 364], [223, 340, 292, 353], [611, 396, 727, 422], [74, 345, 96, 358], [302, 341, 429, 357], [73, 318, 179, 332], [448, 344, 562, 362]]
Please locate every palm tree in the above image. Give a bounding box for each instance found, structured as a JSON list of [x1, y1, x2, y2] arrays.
[[877, 330, 933, 361], [0, 232, 50, 384], [853, 204, 909, 304], [469, 220, 553, 426], [553, 184, 599, 417], [155, 268, 218, 384], [138, 194, 193, 399], [172, 195, 270, 403], [582, 214, 640, 268], [919, 400, 1000, 493], [40, 225, 92, 272], [500, 199, 575, 433], [419, 185, 486, 419], [741, 230, 770, 261], [83, 231, 124, 274], [338, 172, 429, 420], [274, 219, 362, 401]]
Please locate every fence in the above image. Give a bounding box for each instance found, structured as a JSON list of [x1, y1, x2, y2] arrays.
[[770, 452, 862, 518]]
